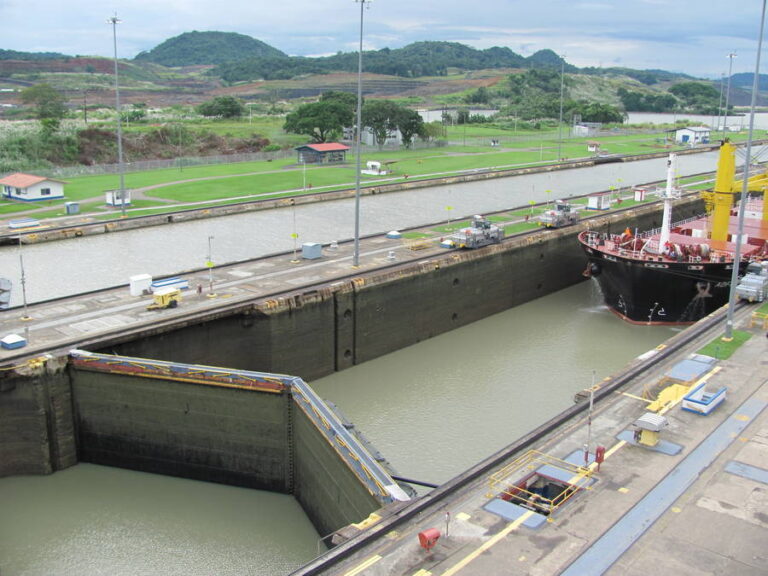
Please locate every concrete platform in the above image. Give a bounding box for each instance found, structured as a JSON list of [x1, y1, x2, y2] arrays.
[[299, 307, 768, 575], [0, 232, 449, 363]]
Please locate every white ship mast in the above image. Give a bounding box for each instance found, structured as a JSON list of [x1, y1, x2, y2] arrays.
[[658, 153, 680, 249]]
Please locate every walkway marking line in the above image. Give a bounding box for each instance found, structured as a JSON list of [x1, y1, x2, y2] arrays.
[[343, 554, 382, 576], [439, 511, 533, 576], [621, 391, 651, 403], [603, 440, 627, 460]]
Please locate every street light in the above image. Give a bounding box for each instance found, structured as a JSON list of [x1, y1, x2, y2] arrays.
[[108, 14, 126, 217], [723, 0, 766, 341], [557, 54, 566, 162], [723, 52, 737, 136], [18, 235, 31, 321], [715, 72, 726, 132], [291, 198, 300, 263], [352, 0, 372, 268], [206, 235, 216, 297]]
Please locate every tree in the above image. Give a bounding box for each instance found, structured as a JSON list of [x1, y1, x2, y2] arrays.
[[396, 108, 424, 149], [617, 88, 677, 112], [20, 83, 67, 134], [196, 96, 245, 118], [362, 100, 401, 148], [570, 101, 625, 123], [669, 82, 720, 114], [420, 121, 446, 144], [465, 86, 490, 104], [320, 90, 359, 112], [284, 100, 354, 142]]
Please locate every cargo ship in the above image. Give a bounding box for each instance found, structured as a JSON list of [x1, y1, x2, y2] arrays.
[[578, 141, 768, 324]]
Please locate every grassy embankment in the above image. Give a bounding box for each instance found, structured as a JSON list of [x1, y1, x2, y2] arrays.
[[0, 127, 733, 222]]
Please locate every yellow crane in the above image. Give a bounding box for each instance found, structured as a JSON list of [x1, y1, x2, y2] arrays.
[[703, 140, 768, 242]]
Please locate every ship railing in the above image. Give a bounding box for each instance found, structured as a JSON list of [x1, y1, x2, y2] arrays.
[[616, 248, 646, 259], [635, 214, 708, 240]]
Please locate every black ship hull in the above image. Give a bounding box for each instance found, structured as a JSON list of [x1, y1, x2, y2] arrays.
[[581, 245, 740, 324]]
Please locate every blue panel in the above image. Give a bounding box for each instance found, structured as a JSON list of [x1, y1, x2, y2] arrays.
[[617, 430, 682, 455], [725, 460, 768, 485], [484, 499, 547, 528]]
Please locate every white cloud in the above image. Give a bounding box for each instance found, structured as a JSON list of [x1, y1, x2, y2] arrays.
[[0, 0, 765, 78]]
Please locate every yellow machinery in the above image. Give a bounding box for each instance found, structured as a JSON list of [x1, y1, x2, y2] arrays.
[[632, 413, 668, 447], [704, 140, 768, 242], [147, 287, 181, 310]]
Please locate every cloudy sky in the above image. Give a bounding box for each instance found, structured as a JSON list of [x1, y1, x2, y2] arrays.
[[1, 0, 766, 78]]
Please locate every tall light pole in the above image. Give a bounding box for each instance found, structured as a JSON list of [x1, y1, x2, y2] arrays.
[[715, 73, 726, 132], [108, 14, 126, 217], [206, 235, 216, 297], [18, 235, 30, 322], [557, 55, 566, 162], [352, 0, 372, 268], [723, 52, 737, 136], [723, 0, 766, 341]]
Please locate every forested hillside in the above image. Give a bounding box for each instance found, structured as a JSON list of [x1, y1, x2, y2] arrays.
[[134, 31, 287, 67], [212, 42, 574, 82]]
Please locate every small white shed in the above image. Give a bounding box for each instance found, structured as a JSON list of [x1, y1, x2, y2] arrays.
[[674, 126, 710, 145], [588, 193, 611, 210], [106, 189, 131, 207], [0, 173, 65, 201]]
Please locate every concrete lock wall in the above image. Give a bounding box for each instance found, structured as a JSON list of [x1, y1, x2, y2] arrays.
[[69, 369, 293, 491], [106, 293, 338, 382], [0, 356, 76, 478], [99, 198, 703, 380], [2, 356, 388, 533], [292, 406, 383, 537]]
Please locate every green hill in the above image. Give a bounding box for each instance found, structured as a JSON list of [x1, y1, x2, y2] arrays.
[[0, 48, 69, 61], [212, 41, 571, 82], [134, 31, 287, 67]]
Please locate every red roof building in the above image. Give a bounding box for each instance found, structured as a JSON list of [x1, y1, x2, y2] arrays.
[[0, 172, 65, 202], [295, 143, 351, 164]]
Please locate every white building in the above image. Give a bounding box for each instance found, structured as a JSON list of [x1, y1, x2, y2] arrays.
[[0, 173, 65, 201], [673, 126, 711, 145]]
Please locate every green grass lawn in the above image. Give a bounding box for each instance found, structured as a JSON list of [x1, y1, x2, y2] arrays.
[[697, 330, 752, 359], [0, 130, 731, 222]]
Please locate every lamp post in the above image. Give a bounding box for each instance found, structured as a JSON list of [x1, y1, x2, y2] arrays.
[[723, 52, 737, 136], [715, 73, 726, 132], [291, 197, 300, 263], [206, 235, 216, 297], [352, 0, 372, 268], [724, 0, 766, 341], [108, 14, 126, 217], [557, 55, 566, 162], [18, 235, 30, 321]]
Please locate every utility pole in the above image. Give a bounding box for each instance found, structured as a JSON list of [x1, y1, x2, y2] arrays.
[[723, 52, 737, 136], [353, 0, 372, 268], [557, 55, 566, 162], [108, 14, 126, 217]]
